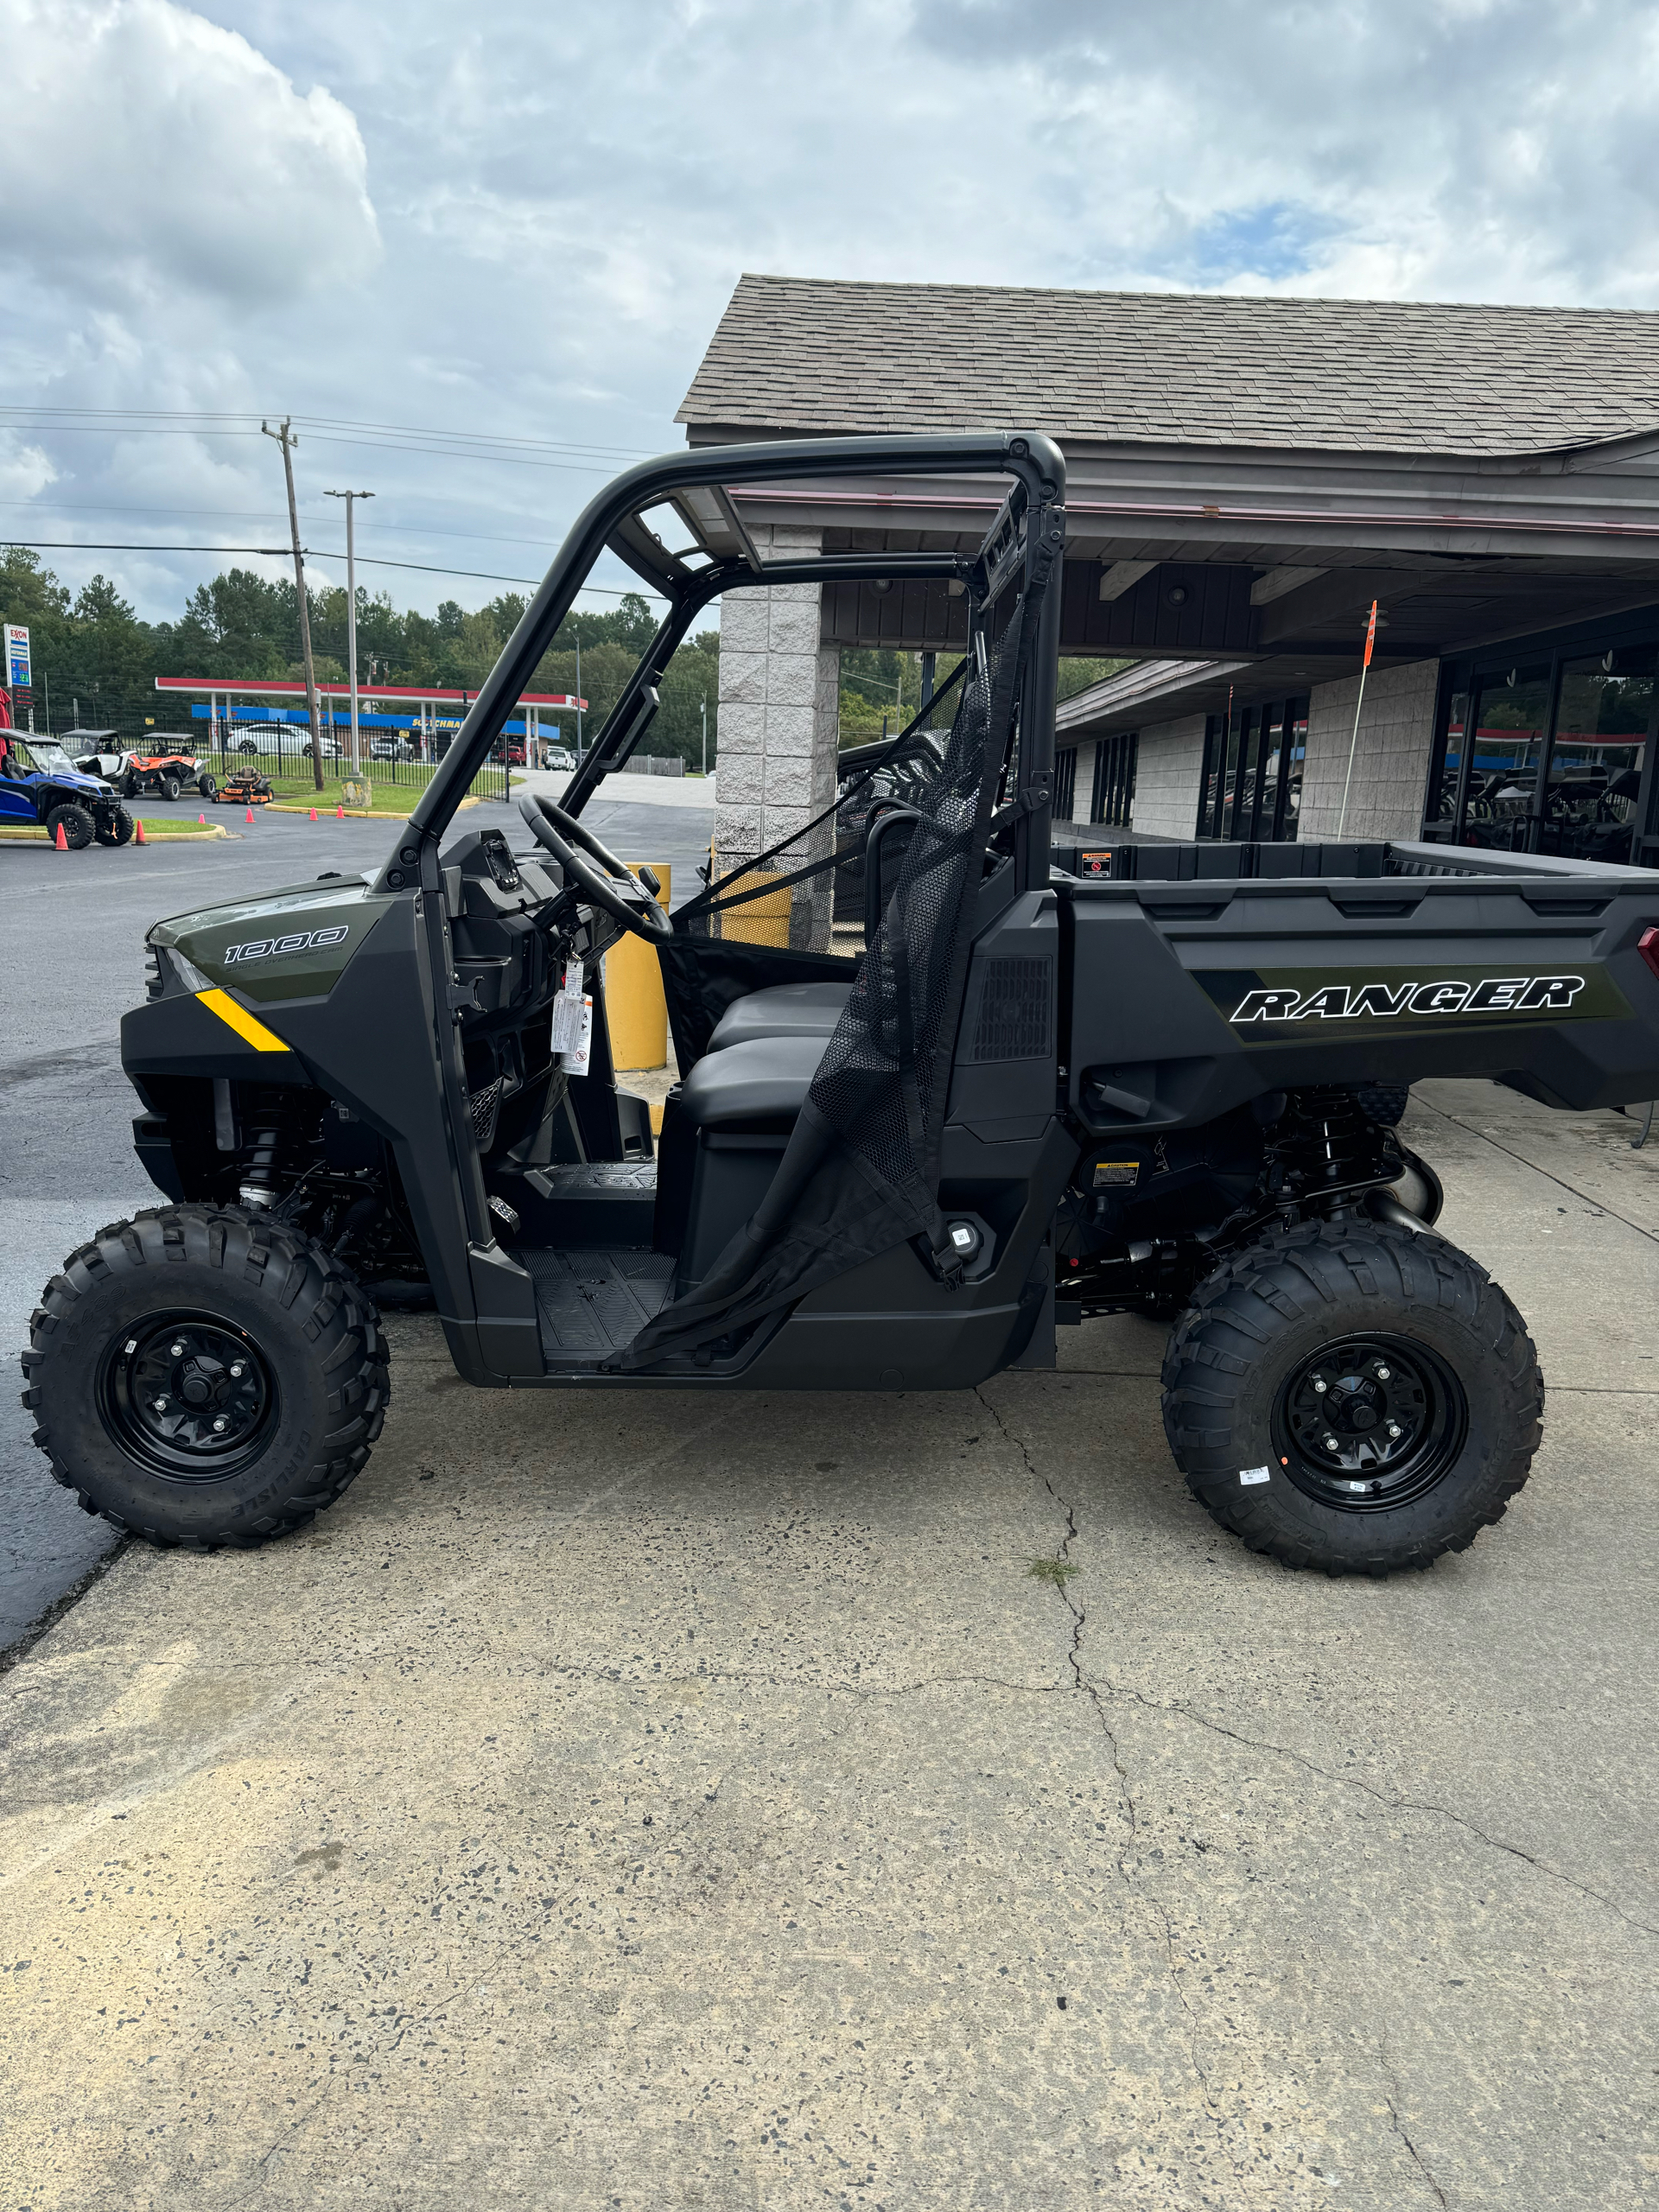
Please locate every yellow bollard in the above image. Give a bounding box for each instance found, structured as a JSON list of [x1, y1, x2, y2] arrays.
[[605, 863, 671, 1071], [712, 852, 793, 947]]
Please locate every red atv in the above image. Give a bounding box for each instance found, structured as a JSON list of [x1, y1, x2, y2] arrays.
[[75, 735, 217, 802]]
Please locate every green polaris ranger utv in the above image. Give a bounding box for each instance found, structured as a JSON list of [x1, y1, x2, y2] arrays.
[[24, 433, 1659, 1573]]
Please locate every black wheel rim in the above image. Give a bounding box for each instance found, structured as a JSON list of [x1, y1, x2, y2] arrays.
[[1269, 1333, 1468, 1513], [98, 1310, 278, 1483]]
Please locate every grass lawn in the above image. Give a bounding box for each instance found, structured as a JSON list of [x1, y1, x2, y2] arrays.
[[205, 752, 505, 818]]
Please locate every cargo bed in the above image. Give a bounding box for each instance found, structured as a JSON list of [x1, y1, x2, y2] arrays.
[[1052, 837, 1659, 1132]]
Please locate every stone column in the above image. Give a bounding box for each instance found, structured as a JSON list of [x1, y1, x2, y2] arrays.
[[714, 524, 841, 950], [1298, 659, 1440, 842]]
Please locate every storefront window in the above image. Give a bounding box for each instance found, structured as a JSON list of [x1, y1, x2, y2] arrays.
[[1540, 647, 1654, 862], [1422, 687, 1469, 836], [1461, 665, 1552, 849]]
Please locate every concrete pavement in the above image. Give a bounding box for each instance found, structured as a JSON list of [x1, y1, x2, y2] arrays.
[[1, 1078, 1655, 2209]]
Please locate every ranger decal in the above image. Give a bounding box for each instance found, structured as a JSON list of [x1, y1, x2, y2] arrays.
[[1190, 960, 1630, 1038], [1232, 974, 1586, 1024]]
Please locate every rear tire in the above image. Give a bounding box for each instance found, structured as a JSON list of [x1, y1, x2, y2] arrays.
[[45, 802, 95, 849], [160, 773, 181, 801], [22, 1205, 390, 1548], [1160, 1220, 1541, 1574], [198, 772, 218, 798]]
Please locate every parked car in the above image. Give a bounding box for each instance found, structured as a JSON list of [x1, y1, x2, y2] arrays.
[[368, 736, 413, 763], [232, 721, 343, 760], [0, 733, 134, 846], [543, 746, 575, 771]]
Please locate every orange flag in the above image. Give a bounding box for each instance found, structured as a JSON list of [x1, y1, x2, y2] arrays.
[[1363, 600, 1378, 669]]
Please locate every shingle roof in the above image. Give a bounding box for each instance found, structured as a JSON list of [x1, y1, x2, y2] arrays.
[[677, 276, 1659, 458]]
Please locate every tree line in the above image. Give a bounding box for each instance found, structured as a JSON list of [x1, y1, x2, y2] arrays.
[[1, 546, 1128, 764], [0, 550, 719, 766]]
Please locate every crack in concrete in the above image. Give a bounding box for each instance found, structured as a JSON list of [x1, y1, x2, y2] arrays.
[[971, 1385, 1135, 1837], [1079, 1665, 1659, 1941], [983, 1370, 1658, 1943], [974, 1384, 1242, 2170], [1381, 2072, 1451, 2212]]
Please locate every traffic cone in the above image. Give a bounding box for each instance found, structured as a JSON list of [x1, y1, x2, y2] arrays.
[[335, 804, 344, 819], [198, 812, 205, 823], [54, 822, 67, 850], [309, 807, 318, 822], [135, 818, 147, 846], [245, 806, 254, 823]]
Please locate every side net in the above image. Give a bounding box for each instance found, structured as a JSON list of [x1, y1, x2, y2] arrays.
[[618, 565, 1046, 1372]]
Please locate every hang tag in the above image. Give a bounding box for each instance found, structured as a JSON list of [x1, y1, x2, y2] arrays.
[[1238, 1465, 1271, 1486], [557, 996, 594, 1077], [550, 961, 586, 1057]]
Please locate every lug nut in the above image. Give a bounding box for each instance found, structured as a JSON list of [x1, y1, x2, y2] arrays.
[[1312, 1377, 1328, 1394], [153, 1397, 168, 1412], [1386, 1421, 1402, 1439], [170, 1342, 185, 1357], [1374, 1363, 1391, 1380], [230, 1363, 245, 1378], [213, 1418, 227, 1433], [1323, 1434, 1339, 1452]]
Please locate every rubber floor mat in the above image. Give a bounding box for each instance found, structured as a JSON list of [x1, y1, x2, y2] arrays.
[[522, 1248, 677, 1362]]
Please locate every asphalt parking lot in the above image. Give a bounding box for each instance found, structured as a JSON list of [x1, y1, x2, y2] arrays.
[[0, 792, 714, 1650], [2, 952, 1656, 2206]]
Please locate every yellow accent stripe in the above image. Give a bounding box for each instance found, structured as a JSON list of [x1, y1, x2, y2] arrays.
[[196, 988, 292, 1053]]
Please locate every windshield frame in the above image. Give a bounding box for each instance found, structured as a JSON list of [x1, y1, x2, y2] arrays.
[[4, 738, 79, 776], [372, 430, 1065, 894]]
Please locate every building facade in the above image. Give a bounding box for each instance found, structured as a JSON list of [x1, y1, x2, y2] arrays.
[[677, 276, 1659, 887]]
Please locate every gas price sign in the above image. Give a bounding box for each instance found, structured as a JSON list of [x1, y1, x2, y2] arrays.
[[4, 626, 29, 690]]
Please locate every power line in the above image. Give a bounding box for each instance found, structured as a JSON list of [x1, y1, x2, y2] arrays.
[[0, 493, 597, 560], [0, 404, 660, 474], [0, 535, 668, 599]]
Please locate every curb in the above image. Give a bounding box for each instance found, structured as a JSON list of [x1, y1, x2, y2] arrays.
[[0, 823, 231, 844]]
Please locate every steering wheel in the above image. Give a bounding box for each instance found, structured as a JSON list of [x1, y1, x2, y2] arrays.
[[518, 792, 674, 941]]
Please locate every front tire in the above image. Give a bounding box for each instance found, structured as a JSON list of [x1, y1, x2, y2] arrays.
[[22, 1206, 390, 1548], [45, 802, 95, 849], [96, 807, 135, 847], [159, 773, 181, 800], [1160, 1221, 1542, 1574], [198, 772, 218, 798]]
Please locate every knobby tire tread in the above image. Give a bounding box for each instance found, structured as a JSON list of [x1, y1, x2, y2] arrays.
[[21, 1204, 390, 1549], [1160, 1219, 1542, 1575]]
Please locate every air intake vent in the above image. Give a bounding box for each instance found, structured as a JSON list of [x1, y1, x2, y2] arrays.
[[970, 957, 1053, 1062]]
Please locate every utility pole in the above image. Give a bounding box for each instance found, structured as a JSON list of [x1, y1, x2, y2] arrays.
[[325, 488, 373, 776], [262, 416, 326, 791], [701, 695, 707, 778]]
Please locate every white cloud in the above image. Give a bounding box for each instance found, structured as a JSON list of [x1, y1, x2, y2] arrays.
[[0, 436, 57, 503], [0, 0, 379, 312], [7, 0, 1659, 622]]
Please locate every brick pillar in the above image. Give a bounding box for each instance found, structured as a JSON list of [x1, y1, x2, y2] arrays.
[[714, 524, 841, 950], [1298, 659, 1440, 842]]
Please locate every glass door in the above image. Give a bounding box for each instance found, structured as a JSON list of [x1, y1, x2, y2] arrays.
[[1462, 665, 1552, 849], [1541, 648, 1655, 863]]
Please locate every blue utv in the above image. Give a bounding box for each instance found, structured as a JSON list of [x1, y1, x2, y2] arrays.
[[0, 733, 135, 847]]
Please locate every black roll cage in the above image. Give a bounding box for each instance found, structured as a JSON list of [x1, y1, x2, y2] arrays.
[[373, 431, 1067, 897]]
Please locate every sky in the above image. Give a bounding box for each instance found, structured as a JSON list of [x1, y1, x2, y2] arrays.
[[3, 0, 1658, 628]]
